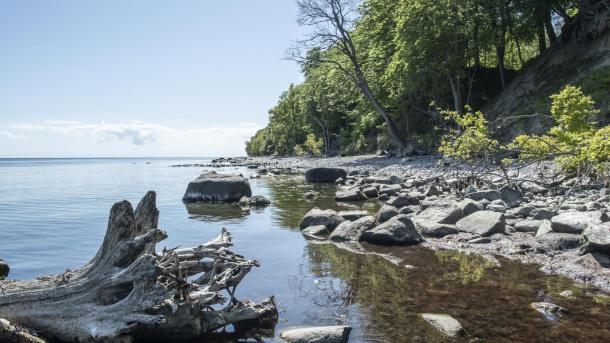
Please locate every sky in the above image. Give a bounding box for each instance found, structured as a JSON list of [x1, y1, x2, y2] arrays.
[[0, 1, 307, 157]]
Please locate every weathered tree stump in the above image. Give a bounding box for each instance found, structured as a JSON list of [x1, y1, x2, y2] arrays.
[[0, 191, 277, 342]]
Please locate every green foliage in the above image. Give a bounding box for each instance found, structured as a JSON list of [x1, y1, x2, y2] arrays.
[[513, 86, 609, 175], [438, 107, 500, 162]]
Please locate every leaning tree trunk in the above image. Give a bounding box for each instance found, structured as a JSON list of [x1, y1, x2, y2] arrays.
[[0, 191, 277, 342]]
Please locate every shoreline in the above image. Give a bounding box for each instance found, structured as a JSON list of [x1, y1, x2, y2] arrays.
[[213, 154, 610, 293]]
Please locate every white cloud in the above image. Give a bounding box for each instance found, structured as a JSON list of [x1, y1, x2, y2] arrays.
[[0, 130, 26, 139], [5, 120, 261, 152]]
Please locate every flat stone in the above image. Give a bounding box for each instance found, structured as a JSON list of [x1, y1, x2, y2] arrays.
[[361, 215, 424, 246], [466, 190, 501, 202], [514, 220, 542, 233], [330, 216, 376, 242], [299, 208, 344, 230], [531, 208, 554, 220], [387, 193, 420, 207], [302, 225, 331, 240], [420, 313, 465, 337], [458, 199, 484, 216], [182, 172, 252, 203], [414, 221, 459, 237], [305, 168, 348, 183], [415, 203, 464, 224], [338, 210, 369, 221], [536, 233, 581, 252], [280, 326, 351, 343], [551, 211, 607, 234], [335, 189, 367, 202], [455, 211, 505, 237], [378, 184, 402, 197], [361, 186, 379, 198]]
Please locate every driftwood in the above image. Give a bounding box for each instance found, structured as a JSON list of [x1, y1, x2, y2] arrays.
[[0, 191, 277, 342]]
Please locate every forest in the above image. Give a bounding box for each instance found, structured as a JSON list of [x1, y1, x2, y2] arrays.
[[245, 0, 606, 156]]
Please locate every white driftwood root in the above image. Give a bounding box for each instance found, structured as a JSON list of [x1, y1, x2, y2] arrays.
[[0, 191, 277, 342]]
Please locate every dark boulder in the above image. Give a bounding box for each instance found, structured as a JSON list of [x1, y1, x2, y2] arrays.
[[361, 215, 424, 246], [299, 208, 344, 230], [182, 171, 251, 203], [305, 168, 347, 183], [0, 259, 9, 278]]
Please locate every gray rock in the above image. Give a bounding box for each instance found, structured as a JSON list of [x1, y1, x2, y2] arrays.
[[375, 205, 399, 223], [514, 220, 542, 233], [560, 290, 574, 298], [302, 225, 331, 240], [537, 233, 581, 252], [361, 215, 424, 245], [531, 208, 554, 220], [378, 184, 402, 197], [425, 185, 441, 197], [511, 205, 536, 218], [304, 191, 319, 200], [280, 326, 351, 343], [378, 194, 390, 201], [389, 175, 402, 184], [338, 210, 369, 221], [330, 216, 376, 242], [182, 172, 252, 203], [598, 195, 609, 203], [466, 190, 501, 202], [455, 211, 506, 237], [581, 223, 610, 255], [551, 211, 608, 234], [0, 259, 9, 278], [398, 206, 416, 214], [500, 186, 523, 207], [364, 176, 393, 184], [305, 168, 347, 183], [458, 199, 484, 216], [387, 193, 420, 207], [334, 189, 367, 202], [487, 204, 507, 213], [361, 186, 379, 198], [299, 208, 344, 230], [414, 221, 459, 237], [415, 203, 464, 224], [535, 220, 553, 237], [468, 237, 492, 244], [420, 313, 465, 337]]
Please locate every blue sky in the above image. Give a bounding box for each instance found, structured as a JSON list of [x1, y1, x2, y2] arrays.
[[0, 1, 306, 157]]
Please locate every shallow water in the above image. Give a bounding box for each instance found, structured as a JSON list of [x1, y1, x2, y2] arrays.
[[0, 158, 609, 342]]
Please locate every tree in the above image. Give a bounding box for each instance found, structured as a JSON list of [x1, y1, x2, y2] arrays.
[[291, 0, 412, 153]]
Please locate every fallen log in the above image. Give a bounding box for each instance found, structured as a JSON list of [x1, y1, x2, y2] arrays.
[[0, 191, 277, 342]]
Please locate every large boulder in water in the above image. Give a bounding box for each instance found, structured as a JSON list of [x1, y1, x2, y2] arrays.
[[0, 259, 9, 278], [182, 171, 252, 203], [361, 215, 424, 246], [305, 168, 347, 183], [299, 208, 344, 230], [330, 216, 376, 242]]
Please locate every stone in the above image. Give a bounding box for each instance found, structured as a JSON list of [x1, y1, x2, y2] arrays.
[[420, 313, 465, 337], [387, 193, 420, 208], [551, 211, 607, 234], [361, 186, 379, 198], [514, 220, 542, 233], [280, 326, 351, 343], [305, 168, 347, 183], [0, 259, 9, 278], [537, 233, 581, 252], [378, 184, 402, 197], [499, 186, 524, 208], [182, 171, 252, 203], [335, 189, 367, 202], [389, 175, 402, 184], [414, 221, 459, 237], [361, 215, 424, 245], [560, 290, 574, 298], [335, 177, 345, 185], [581, 223, 610, 255], [425, 185, 441, 197], [486, 204, 507, 213], [304, 191, 319, 200], [531, 208, 554, 220], [468, 237, 492, 244], [364, 176, 393, 184], [458, 199, 484, 216], [375, 205, 399, 223], [378, 194, 390, 201], [299, 208, 344, 230], [530, 302, 568, 318], [398, 206, 415, 214], [330, 216, 376, 242], [455, 211, 505, 237], [535, 220, 553, 237], [302, 225, 331, 240], [465, 190, 501, 202], [238, 195, 270, 207], [338, 210, 369, 221], [415, 203, 464, 224], [511, 205, 536, 218]]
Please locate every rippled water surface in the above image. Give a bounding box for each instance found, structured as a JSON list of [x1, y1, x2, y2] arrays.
[[1, 158, 609, 342]]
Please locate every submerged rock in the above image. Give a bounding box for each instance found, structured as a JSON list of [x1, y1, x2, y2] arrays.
[[182, 171, 252, 203], [304, 191, 319, 200], [300, 208, 344, 230], [455, 211, 505, 237], [530, 302, 569, 319], [302, 225, 331, 240], [280, 326, 351, 343], [420, 313, 465, 337], [238, 195, 270, 207], [305, 168, 347, 183], [361, 215, 424, 246]]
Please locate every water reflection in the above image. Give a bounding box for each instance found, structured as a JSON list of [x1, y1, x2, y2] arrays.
[[304, 243, 610, 343], [185, 203, 253, 223]]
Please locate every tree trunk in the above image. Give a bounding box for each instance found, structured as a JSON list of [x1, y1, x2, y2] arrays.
[[538, 20, 547, 54], [544, 10, 558, 46], [448, 76, 463, 114], [0, 192, 277, 342], [497, 43, 506, 89]]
